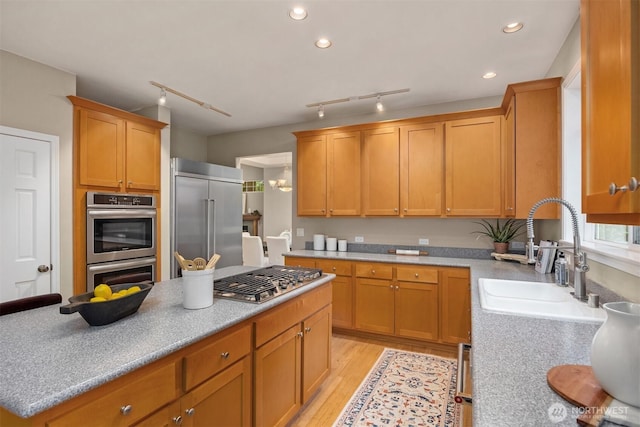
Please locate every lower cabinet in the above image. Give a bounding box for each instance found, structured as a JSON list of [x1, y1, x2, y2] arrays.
[[254, 284, 332, 427], [439, 267, 472, 344]]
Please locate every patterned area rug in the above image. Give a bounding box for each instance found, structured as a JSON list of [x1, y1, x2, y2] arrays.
[[333, 348, 461, 427]]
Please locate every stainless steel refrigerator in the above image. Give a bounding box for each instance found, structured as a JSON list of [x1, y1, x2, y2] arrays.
[[170, 158, 243, 278]]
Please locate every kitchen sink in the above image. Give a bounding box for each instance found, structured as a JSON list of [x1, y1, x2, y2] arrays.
[[478, 278, 606, 323]]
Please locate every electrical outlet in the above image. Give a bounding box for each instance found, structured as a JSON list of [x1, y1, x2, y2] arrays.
[[354, 236, 364, 243], [419, 238, 429, 245], [296, 228, 304, 237]]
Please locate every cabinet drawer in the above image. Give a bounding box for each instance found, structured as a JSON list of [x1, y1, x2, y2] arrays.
[[255, 282, 331, 347], [316, 259, 352, 276], [48, 362, 178, 427], [183, 324, 252, 391], [355, 262, 393, 279], [396, 265, 438, 283], [285, 256, 317, 268]]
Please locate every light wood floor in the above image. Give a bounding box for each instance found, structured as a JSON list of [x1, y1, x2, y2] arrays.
[[288, 333, 458, 426]]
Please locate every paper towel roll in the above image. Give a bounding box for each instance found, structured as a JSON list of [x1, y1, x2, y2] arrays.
[[326, 237, 337, 251], [313, 234, 325, 250]]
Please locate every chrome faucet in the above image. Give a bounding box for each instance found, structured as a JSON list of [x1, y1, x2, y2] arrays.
[[525, 198, 590, 301]]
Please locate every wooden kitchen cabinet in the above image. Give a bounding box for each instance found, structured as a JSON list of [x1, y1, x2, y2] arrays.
[[501, 78, 561, 219], [315, 259, 354, 329], [395, 265, 439, 341], [400, 122, 444, 216], [296, 131, 361, 216], [362, 126, 400, 215], [254, 283, 332, 427], [70, 96, 164, 193], [440, 267, 471, 344], [445, 115, 503, 216], [355, 276, 395, 334], [581, 0, 640, 225]]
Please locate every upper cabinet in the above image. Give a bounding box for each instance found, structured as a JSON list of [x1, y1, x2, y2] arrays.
[[296, 131, 361, 216], [445, 116, 503, 217], [581, 0, 640, 225], [362, 127, 400, 216], [69, 96, 165, 193], [501, 78, 562, 219]]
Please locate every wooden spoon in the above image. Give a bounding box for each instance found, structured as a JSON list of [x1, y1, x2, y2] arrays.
[[174, 251, 187, 269], [193, 257, 207, 270], [182, 259, 196, 271], [205, 253, 221, 270]]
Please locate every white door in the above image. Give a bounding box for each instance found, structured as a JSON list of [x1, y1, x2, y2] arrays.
[[0, 129, 53, 302]]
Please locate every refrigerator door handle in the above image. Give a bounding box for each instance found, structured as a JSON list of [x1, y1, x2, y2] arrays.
[[206, 199, 216, 257]]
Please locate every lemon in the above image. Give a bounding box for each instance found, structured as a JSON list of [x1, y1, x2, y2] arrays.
[[117, 289, 128, 296], [110, 293, 124, 300], [90, 296, 107, 303], [94, 284, 112, 300], [126, 285, 141, 295]]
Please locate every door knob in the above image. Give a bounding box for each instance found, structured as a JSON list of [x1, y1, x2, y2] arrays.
[[37, 265, 50, 273]]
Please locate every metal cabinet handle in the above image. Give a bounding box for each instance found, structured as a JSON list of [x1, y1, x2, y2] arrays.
[[305, 327, 311, 333], [395, 285, 399, 290], [394, 208, 398, 212], [185, 408, 195, 417], [332, 267, 336, 271], [120, 405, 132, 416], [297, 331, 304, 338], [414, 273, 419, 278], [446, 207, 451, 212], [37, 265, 50, 273], [403, 208, 408, 212], [609, 177, 639, 195], [371, 269, 376, 275], [221, 351, 230, 359], [172, 415, 183, 425], [127, 181, 133, 187]]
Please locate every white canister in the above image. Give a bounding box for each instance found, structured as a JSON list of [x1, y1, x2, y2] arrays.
[[338, 239, 348, 252], [313, 234, 325, 251], [181, 268, 214, 309], [326, 237, 337, 251]]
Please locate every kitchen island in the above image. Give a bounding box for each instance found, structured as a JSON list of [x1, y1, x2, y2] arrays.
[[0, 266, 335, 426], [286, 250, 624, 427]]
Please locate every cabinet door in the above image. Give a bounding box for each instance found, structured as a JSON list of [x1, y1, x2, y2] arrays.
[[78, 108, 124, 189], [362, 127, 400, 215], [125, 121, 160, 191], [581, 0, 640, 223], [133, 401, 181, 427], [302, 305, 332, 403], [400, 123, 444, 216], [354, 277, 394, 334], [327, 131, 361, 216], [445, 116, 502, 216], [440, 268, 471, 344], [503, 98, 516, 217], [297, 135, 327, 216], [395, 281, 439, 341], [329, 274, 353, 329], [254, 324, 302, 427], [181, 356, 252, 427]]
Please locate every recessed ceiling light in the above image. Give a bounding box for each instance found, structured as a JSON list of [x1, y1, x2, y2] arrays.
[[503, 22, 524, 33], [483, 72, 497, 79], [315, 38, 332, 49], [289, 7, 308, 20]]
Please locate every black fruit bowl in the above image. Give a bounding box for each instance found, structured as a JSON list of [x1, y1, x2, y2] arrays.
[[60, 282, 153, 326]]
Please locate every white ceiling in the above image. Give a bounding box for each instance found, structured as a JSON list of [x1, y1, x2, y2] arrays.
[[0, 0, 579, 137]]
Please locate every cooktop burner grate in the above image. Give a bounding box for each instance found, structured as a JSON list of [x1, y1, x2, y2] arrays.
[[214, 265, 323, 303]]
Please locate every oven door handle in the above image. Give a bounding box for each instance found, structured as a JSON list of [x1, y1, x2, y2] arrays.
[[455, 342, 472, 405], [206, 199, 216, 258], [87, 257, 157, 274], [87, 209, 157, 218]]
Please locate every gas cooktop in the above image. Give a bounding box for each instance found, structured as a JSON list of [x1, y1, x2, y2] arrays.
[[213, 265, 323, 303]]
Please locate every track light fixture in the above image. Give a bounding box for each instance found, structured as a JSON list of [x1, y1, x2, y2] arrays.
[[158, 88, 167, 106], [306, 88, 409, 118], [150, 81, 231, 117]]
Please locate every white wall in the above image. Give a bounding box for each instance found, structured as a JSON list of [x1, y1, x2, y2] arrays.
[[171, 126, 208, 161], [0, 50, 76, 299], [263, 167, 292, 238]]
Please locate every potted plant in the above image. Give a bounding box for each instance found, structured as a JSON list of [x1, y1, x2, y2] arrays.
[[473, 218, 525, 254]]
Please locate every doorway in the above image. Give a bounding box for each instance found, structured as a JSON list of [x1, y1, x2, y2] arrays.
[[236, 152, 292, 241], [0, 126, 60, 302]]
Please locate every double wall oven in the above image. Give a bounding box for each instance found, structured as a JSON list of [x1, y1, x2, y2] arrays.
[[86, 192, 157, 291]]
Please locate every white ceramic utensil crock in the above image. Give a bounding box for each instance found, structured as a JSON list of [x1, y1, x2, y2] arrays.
[[590, 301, 640, 407]]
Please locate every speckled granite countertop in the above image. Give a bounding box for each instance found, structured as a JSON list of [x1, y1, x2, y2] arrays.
[[0, 266, 335, 419], [288, 250, 624, 427]]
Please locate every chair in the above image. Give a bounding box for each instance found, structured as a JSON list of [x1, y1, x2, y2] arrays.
[[279, 230, 292, 249], [0, 293, 62, 316], [242, 235, 269, 267], [266, 236, 290, 266]]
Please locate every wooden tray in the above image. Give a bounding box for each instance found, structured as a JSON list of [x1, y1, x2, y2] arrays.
[[491, 252, 529, 264], [547, 364, 613, 426]]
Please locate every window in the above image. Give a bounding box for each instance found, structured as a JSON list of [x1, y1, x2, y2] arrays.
[[589, 224, 640, 248]]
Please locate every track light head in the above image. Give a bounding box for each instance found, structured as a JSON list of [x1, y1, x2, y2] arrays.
[[158, 88, 167, 106], [376, 95, 384, 112], [318, 105, 325, 118]]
